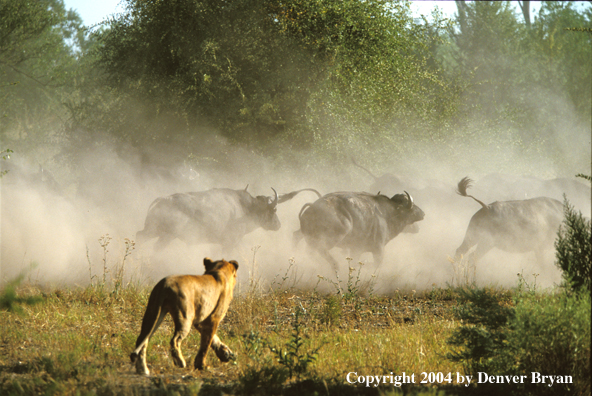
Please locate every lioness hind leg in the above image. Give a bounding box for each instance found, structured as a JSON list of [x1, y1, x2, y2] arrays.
[[211, 334, 235, 362], [169, 314, 193, 368], [194, 322, 219, 370], [131, 305, 168, 376], [133, 346, 150, 376]]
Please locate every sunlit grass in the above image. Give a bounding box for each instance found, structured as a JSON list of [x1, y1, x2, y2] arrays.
[[0, 260, 470, 395]]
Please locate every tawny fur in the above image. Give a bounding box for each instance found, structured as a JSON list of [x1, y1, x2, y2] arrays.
[[129, 258, 238, 375]]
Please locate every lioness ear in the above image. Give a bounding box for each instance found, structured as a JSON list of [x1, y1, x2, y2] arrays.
[[229, 260, 239, 271], [203, 257, 216, 272]]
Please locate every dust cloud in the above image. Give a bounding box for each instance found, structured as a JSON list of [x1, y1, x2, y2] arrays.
[[1, 121, 589, 295]]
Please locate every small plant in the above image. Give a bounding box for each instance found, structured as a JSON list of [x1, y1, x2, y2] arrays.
[[98, 234, 112, 286], [516, 270, 539, 295], [320, 295, 342, 327], [0, 262, 43, 314], [112, 238, 135, 293], [238, 330, 289, 393], [269, 306, 323, 380], [447, 254, 476, 288], [249, 245, 261, 285], [269, 258, 296, 292], [318, 258, 375, 302]]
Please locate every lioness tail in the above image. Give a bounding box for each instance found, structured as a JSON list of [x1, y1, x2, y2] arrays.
[[130, 279, 168, 361]]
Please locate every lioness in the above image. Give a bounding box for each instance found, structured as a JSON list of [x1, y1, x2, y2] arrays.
[[130, 258, 239, 375]]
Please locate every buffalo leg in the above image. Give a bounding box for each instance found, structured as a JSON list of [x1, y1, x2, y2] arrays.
[[455, 239, 474, 262], [371, 247, 384, 266], [306, 243, 340, 271], [292, 229, 304, 248], [471, 243, 493, 265], [154, 234, 174, 251]]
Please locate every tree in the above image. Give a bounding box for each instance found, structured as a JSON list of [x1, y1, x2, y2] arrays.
[[518, 1, 531, 27], [91, 0, 460, 154], [0, 0, 87, 150]]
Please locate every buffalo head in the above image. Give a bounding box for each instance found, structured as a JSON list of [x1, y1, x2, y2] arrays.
[[253, 188, 280, 231]]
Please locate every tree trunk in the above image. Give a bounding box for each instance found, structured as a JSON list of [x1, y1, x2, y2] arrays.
[[518, 1, 531, 28], [455, 0, 468, 33]]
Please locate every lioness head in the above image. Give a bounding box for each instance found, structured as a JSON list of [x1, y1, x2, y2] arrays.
[[203, 258, 239, 290], [203, 257, 239, 272]]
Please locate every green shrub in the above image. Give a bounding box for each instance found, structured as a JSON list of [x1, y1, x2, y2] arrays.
[[555, 197, 591, 296], [445, 287, 514, 374], [0, 263, 43, 314], [447, 288, 591, 395], [508, 292, 591, 396], [269, 307, 322, 380], [320, 295, 342, 327]]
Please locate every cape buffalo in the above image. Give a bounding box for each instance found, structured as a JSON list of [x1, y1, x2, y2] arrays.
[[293, 191, 425, 269], [455, 176, 564, 264], [351, 157, 406, 196], [136, 187, 319, 251]]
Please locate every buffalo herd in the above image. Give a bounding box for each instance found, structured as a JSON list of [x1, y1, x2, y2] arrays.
[[135, 166, 590, 271]]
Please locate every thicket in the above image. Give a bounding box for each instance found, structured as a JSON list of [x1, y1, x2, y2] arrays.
[[446, 196, 592, 396], [1, 1, 590, 177]]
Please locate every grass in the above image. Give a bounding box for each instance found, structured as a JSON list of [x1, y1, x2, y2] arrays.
[[1, 248, 586, 395], [0, 259, 475, 396]]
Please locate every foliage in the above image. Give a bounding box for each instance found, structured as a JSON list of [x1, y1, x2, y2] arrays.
[[0, 148, 12, 177], [268, 306, 322, 380], [0, 263, 44, 314], [508, 292, 591, 396], [532, 1, 592, 119], [91, 0, 460, 151], [446, 287, 514, 373], [555, 196, 592, 296], [0, 0, 87, 148], [447, 192, 592, 394], [320, 295, 341, 327], [447, 285, 590, 395], [436, 1, 591, 174], [446, 1, 592, 126]]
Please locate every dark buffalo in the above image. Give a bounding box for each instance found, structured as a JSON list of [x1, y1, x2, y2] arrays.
[[137, 187, 319, 250], [471, 173, 590, 216], [455, 176, 564, 264], [293, 191, 425, 269], [351, 157, 405, 196]]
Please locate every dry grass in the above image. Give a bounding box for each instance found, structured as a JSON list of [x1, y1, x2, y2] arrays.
[[0, 264, 474, 395]]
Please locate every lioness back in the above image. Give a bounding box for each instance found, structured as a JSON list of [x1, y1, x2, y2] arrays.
[[130, 258, 239, 375]]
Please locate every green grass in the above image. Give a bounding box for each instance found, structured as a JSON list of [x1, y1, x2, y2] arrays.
[[0, 274, 474, 395], [1, 266, 588, 396]]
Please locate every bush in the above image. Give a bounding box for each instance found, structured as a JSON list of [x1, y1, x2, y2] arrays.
[[509, 292, 591, 396], [555, 196, 591, 296], [447, 288, 590, 395], [445, 287, 514, 374]]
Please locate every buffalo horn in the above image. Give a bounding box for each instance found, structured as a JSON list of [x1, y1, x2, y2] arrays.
[[271, 188, 278, 208], [404, 191, 414, 208]]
